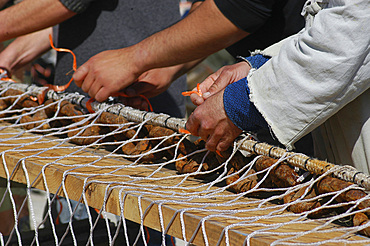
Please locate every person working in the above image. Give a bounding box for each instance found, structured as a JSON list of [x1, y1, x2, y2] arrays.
[[72, 0, 306, 103], [0, 0, 194, 117], [186, 0, 370, 174], [0, 0, 193, 243]]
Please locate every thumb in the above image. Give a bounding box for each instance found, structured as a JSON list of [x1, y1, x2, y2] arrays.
[[73, 65, 88, 87], [203, 75, 228, 100]]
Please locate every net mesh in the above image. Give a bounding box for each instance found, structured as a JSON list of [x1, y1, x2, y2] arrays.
[[0, 80, 369, 246]]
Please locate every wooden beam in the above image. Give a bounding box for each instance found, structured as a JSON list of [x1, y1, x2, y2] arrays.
[[0, 124, 366, 245]]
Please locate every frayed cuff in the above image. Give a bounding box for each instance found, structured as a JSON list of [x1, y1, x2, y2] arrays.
[[237, 54, 270, 70], [223, 77, 268, 131]]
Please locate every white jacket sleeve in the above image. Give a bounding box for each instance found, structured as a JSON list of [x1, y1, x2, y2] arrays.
[[248, 0, 370, 154]]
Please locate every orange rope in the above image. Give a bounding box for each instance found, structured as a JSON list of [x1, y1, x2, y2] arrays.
[[0, 67, 16, 83], [181, 83, 202, 97], [179, 128, 190, 134], [86, 98, 95, 113], [48, 34, 76, 92], [179, 129, 223, 157], [55, 195, 63, 225], [144, 226, 151, 244], [48, 34, 153, 113]]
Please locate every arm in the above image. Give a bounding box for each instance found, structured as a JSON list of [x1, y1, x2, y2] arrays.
[[186, 56, 269, 152], [248, 0, 370, 149], [192, 0, 370, 152], [73, 0, 250, 102], [189, 61, 251, 106], [0, 0, 9, 9], [0, 0, 77, 42], [122, 0, 207, 100], [0, 28, 52, 74]]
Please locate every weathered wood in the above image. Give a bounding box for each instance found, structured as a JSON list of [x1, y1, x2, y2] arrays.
[[0, 123, 367, 245]]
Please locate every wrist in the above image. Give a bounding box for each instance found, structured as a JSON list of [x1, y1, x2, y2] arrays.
[[223, 77, 268, 131], [236, 54, 270, 70], [123, 45, 149, 78]]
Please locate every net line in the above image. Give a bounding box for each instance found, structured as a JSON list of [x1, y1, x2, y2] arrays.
[[0, 80, 369, 245], [2, 80, 369, 189]]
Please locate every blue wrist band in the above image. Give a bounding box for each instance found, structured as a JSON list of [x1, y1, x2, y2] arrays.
[[223, 77, 268, 131], [240, 54, 270, 69]]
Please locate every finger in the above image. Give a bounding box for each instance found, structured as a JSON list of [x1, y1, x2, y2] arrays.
[[118, 97, 128, 105], [189, 93, 204, 106], [199, 72, 219, 92], [125, 82, 154, 97], [73, 65, 89, 87], [205, 132, 222, 152], [140, 100, 149, 111], [122, 96, 147, 111], [81, 72, 94, 93], [216, 137, 234, 153], [87, 82, 102, 100], [126, 97, 144, 109], [205, 127, 229, 152], [203, 71, 231, 99], [185, 112, 201, 137], [190, 110, 212, 141], [94, 86, 110, 102]]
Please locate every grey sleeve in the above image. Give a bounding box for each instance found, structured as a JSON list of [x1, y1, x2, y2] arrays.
[[59, 0, 95, 13]]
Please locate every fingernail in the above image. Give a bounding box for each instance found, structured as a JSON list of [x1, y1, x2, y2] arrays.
[[203, 92, 211, 98]]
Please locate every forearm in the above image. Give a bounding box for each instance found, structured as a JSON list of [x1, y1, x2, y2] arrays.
[[131, 0, 248, 74], [0, 0, 9, 9], [0, 28, 52, 73], [166, 0, 209, 80], [0, 0, 76, 42], [248, 0, 370, 148]]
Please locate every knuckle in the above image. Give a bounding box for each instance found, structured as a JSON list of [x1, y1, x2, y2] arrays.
[[205, 141, 216, 152], [218, 140, 232, 152]]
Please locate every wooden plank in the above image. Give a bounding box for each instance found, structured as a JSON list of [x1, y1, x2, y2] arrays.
[[0, 123, 367, 245]]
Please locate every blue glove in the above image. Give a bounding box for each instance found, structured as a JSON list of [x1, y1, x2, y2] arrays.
[[223, 54, 270, 131]]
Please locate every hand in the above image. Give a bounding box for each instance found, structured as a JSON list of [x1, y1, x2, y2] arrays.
[[124, 66, 179, 99], [73, 48, 141, 102], [190, 61, 251, 106], [118, 67, 178, 111], [117, 95, 150, 111], [186, 89, 242, 152]]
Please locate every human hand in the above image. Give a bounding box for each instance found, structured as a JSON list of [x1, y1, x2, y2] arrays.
[[116, 65, 184, 111], [190, 61, 251, 106], [186, 89, 242, 152], [73, 48, 141, 102], [117, 95, 150, 111], [124, 66, 178, 99]]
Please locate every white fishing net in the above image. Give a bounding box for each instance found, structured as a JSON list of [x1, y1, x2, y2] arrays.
[[0, 80, 369, 246]]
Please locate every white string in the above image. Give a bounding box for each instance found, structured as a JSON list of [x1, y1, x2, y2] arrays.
[[0, 83, 370, 246]]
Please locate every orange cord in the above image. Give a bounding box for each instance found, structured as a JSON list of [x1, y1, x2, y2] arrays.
[[178, 129, 223, 157], [48, 34, 76, 92], [181, 83, 202, 97], [179, 128, 190, 134], [48, 34, 153, 113], [55, 195, 63, 225], [144, 226, 151, 244], [0, 67, 17, 83]]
